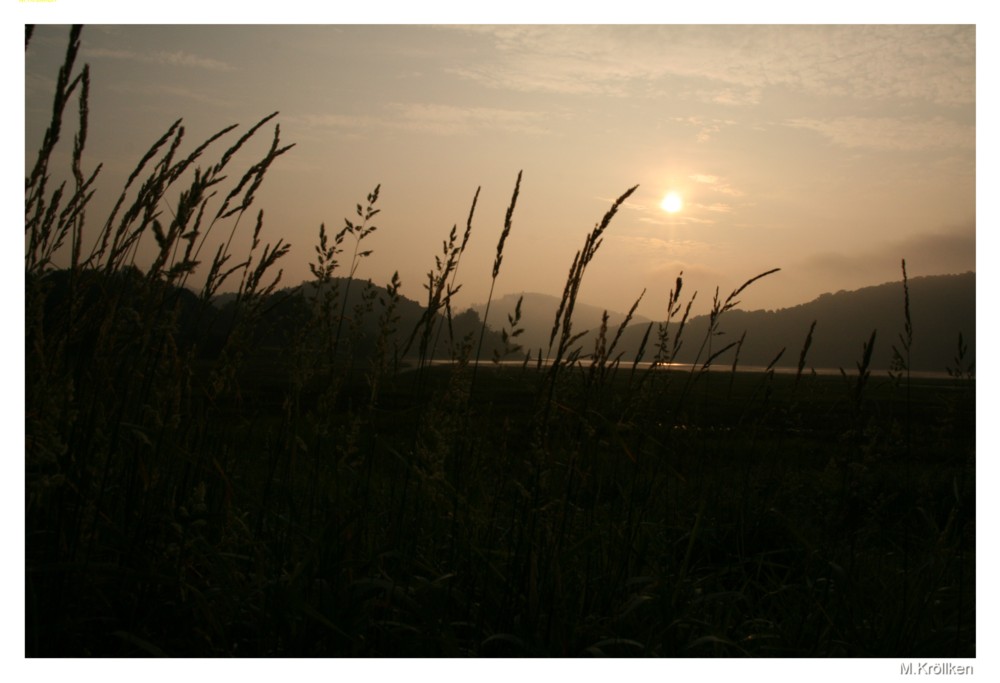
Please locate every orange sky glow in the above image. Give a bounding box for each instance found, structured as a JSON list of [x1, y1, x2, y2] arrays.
[[22, 14, 978, 322]]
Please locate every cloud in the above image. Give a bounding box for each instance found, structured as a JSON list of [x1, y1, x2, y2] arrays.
[[745, 225, 976, 312], [689, 174, 717, 184], [786, 116, 975, 152], [875, 228, 976, 276], [85, 47, 235, 72], [155, 51, 234, 72], [447, 63, 630, 97], [290, 103, 553, 138], [618, 235, 711, 257], [750, 26, 972, 106], [389, 103, 551, 135], [293, 113, 377, 131], [689, 173, 744, 198], [636, 215, 714, 227], [801, 225, 975, 280], [700, 203, 734, 213], [108, 83, 235, 108], [445, 26, 638, 96], [443, 26, 973, 110], [683, 86, 762, 108], [673, 117, 738, 143]]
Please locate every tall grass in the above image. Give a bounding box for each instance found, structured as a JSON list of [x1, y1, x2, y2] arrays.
[[471, 171, 521, 392], [26, 26, 294, 655], [26, 26, 974, 658]]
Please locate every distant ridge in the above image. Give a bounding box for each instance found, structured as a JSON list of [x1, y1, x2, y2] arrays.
[[470, 292, 650, 358], [476, 274, 974, 373], [206, 272, 974, 372]]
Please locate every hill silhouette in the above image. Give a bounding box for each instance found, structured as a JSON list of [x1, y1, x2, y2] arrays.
[[48, 268, 969, 374], [470, 292, 651, 359], [484, 273, 974, 373], [209, 277, 511, 363]]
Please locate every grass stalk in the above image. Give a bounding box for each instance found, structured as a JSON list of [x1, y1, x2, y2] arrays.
[[471, 172, 521, 392]]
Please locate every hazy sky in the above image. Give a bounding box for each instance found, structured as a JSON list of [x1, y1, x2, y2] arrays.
[[23, 20, 976, 318]]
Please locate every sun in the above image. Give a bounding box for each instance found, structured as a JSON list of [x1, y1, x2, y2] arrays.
[[660, 191, 683, 214]]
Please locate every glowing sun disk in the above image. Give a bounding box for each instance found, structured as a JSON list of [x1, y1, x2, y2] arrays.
[[661, 192, 683, 213]]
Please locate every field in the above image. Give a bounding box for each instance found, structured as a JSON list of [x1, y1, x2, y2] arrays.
[[25, 27, 975, 658]]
